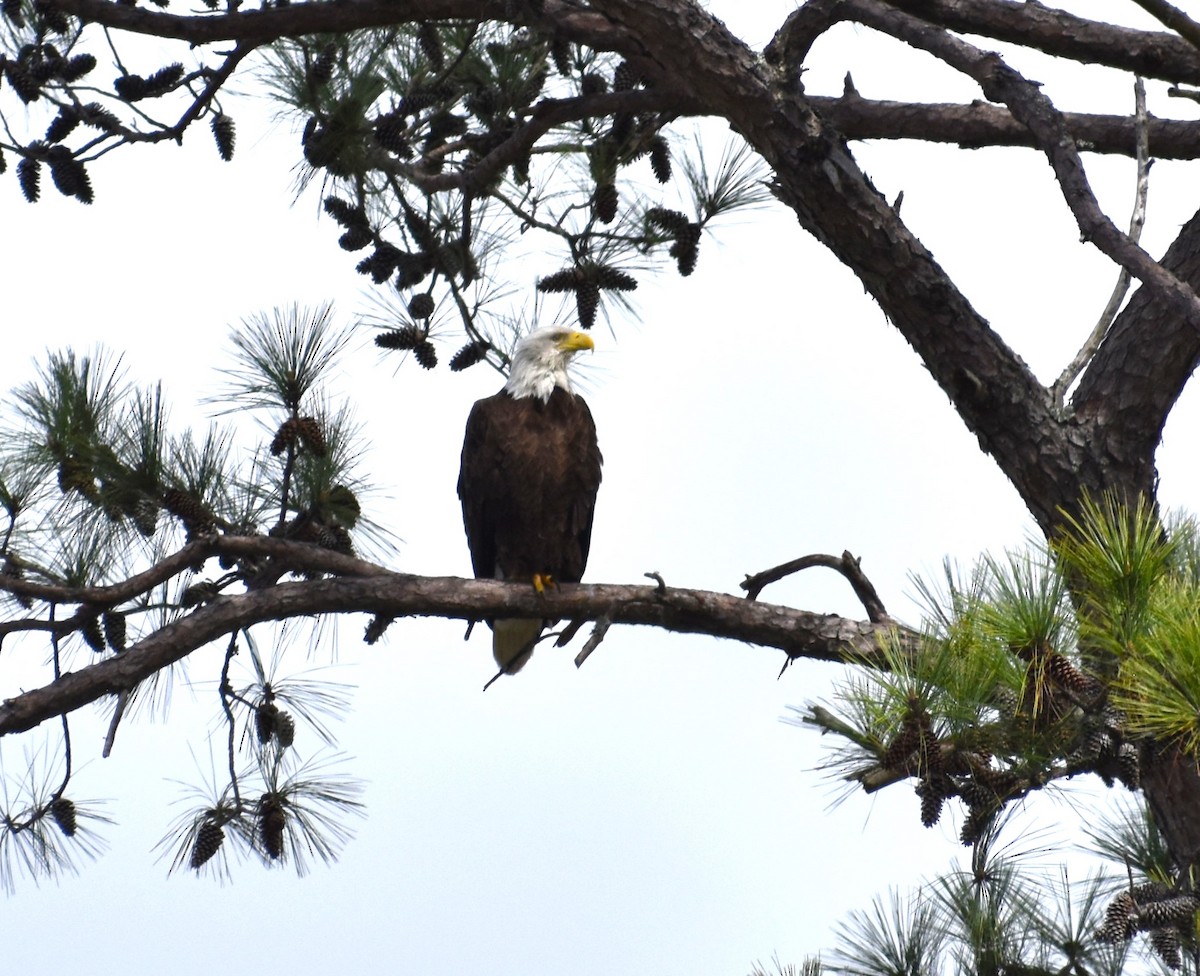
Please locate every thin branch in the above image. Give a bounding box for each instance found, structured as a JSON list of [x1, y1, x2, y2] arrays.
[[1052, 77, 1152, 405], [101, 692, 127, 758], [49, 605, 72, 797], [0, 535, 388, 609], [741, 550, 889, 622], [411, 90, 699, 195], [218, 633, 242, 808], [573, 615, 612, 668]]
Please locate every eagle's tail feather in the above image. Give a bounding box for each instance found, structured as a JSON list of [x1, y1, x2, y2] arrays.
[[493, 618, 541, 675]]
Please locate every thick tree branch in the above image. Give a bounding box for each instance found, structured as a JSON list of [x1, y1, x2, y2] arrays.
[[1070, 209, 1200, 481], [809, 94, 1200, 159], [0, 572, 915, 736], [43, 0, 620, 48], [882, 0, 1200, 85]]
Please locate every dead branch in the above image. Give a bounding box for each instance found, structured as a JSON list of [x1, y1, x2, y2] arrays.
[[0, 571, 917, 737], [741, 550, 889, 622], [573, 615, 612, 668], [1052, 78, 1153, 406]]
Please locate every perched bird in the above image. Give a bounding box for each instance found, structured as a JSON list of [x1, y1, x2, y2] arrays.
[[458, 326, 602, 680]]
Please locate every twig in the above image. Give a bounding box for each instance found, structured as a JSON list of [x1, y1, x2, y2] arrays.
[[218, 633, 242, 808], [554, 618, 587, 646], [644, 571, 666, 595], [50, 605, 72, 796], [1053, 77, 1152, 405], [741, 550, 889, 621], [101, 691, 128, 758], [574, 615, 612, 668]]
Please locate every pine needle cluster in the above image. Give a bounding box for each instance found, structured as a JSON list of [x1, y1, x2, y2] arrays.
[[258, 23, 768, 374], [0, 307, 388, 888]]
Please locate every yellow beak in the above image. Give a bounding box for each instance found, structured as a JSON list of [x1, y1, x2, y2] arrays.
[[559, 331, 595, 353]]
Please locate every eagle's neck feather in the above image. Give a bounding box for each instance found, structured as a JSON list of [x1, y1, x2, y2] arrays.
[[504, 351, 572, 401]]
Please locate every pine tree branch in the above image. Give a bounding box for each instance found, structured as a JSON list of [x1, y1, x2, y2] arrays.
[[40, 0, 622, 47], [0, 562, 917, 736], [807, 94, 1200, 159], [881, 0, 1200, 85]]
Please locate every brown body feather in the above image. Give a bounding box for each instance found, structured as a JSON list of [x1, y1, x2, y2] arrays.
[[458, 386, 602, 673]]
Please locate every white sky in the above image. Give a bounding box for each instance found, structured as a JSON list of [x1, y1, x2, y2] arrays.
[[1, 1, 1197, 973]]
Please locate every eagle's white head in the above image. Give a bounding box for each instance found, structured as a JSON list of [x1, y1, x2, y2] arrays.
[[504, 326, 595, 402]]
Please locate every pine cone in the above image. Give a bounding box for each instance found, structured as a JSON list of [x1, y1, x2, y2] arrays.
[[323, 195, 368, 229], [612, 60, 640, 91], [259, 795, 286, 859], [102, 611, 127, 652], [1150, 927, 1182, 970], [50, 796, 77, 836], [575, 280, 600, 330], [450, 341, 488, 372], [414, 339, 438, 370], [550, 37, 572, 76], [1046, 653, 1101, 702], [409, 293, 436, 319], [275, 711, 295, 749], [190, 819, 224, 869], [416, 22, 444, 69], [1097, 891, 1136, 943], [45, 108, 79, 143], [80, 613, 105, 652], [649, 136, 671, 183], [670, 223, 702, 276], [255, 701, 280, 744], [47, 148, 92, 204], [592, 265, 638, 292], [593, 181, 618, 224], [374, 112, 413, 157], [210, 113, 235, 161], [882, 715, 923, 771], [376, 327, 422, 352], [17, 157, 41, 202], [914, 775, 949, 828]]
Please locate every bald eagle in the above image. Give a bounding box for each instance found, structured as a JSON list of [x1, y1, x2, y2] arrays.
[[458, 326, 602, 678]]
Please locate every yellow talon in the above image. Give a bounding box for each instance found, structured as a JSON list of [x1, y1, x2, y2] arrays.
[[532, 573, 556, 594]]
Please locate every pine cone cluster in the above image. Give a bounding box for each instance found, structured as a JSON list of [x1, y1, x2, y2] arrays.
[[1097, 885, 1197, 970], [255, 700, 296, 748], [270, 416, 326, 457]]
